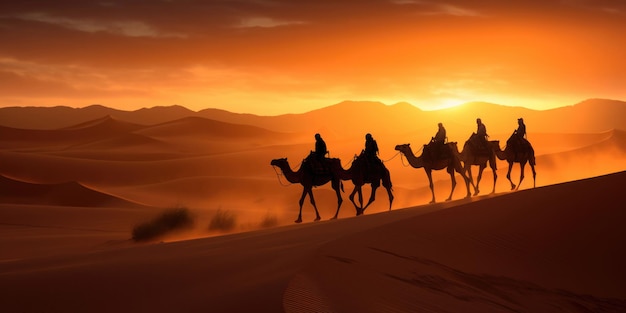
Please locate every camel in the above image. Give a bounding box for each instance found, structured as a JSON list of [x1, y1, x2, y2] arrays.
[[330, 152, 394, 218], [457, 137, 499, 195], [270, 156, 343, 223], [395, 143, 472, 203], [493, 137, 536, 190]]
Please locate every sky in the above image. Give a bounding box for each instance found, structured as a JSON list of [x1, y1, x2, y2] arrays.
[[0, 0, 625, 115]]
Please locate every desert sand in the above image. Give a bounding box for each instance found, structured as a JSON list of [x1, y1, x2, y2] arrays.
[[1, 172, 625, 312], [1, 101, 626, 312]]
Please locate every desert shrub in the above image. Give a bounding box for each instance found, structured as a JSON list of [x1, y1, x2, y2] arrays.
[[132, 207, 194, 242], [208, 209, 237, 232], [260, 212, 279, 228]]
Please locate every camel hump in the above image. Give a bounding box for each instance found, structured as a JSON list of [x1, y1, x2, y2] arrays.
[[424, 141, 452, 162], [304, 155, 334, 176]]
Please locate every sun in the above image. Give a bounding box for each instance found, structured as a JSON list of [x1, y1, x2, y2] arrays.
[[425, 98, 468, 111]]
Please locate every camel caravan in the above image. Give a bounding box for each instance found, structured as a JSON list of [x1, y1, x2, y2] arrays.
[[271, 119, 536, 223]]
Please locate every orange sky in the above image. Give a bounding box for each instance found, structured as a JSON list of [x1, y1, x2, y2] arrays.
[[0, 0, 624, 115]]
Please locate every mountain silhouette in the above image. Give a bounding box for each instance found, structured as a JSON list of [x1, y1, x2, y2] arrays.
[[1, 99, 624, 140]]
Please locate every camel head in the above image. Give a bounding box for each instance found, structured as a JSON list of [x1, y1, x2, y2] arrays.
[[270, 158, 288, 167], [394, 144, 410, 153]]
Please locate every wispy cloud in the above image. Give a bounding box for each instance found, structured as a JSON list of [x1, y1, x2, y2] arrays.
[[435, 4, 482, 17], [561, 0, 625, 15], [16, 12, 187, 38], [390, 1, 481, 17], [235, 17, 307, 28], [599, 7, 623, 14]]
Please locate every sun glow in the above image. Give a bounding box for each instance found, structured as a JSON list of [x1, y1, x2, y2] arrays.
[[421, 98, 468, 111]]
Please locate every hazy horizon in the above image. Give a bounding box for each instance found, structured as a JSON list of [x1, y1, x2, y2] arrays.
[[2, 97, 625, 117]]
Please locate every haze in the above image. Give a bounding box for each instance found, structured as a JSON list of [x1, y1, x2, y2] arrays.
[[1, 0, 625, 114]]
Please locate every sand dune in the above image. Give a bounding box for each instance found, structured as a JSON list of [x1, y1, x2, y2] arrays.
[[1, 171, 624, 312], [0, 115, 145, 151], [294, 171, 626, 312], [0, 175, 148, 208], [136, 116, 293, 140]]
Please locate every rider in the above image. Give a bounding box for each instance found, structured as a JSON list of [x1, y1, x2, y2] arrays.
[[314, 133, 328, 161], [433, 122, 446, 144], [514, 118, 526, 139], [429, 122, 447, 160], [475, 118, 489, 150], [311, 133, 329, 172], [510, 118, 528, 158], [364, 133, 382, 166]]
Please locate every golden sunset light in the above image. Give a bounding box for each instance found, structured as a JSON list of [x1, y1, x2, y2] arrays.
[[2, 2, 626, 312], [1, 0, 624, 114]]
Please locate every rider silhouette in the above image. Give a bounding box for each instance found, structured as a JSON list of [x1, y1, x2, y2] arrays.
[[510, 118, 529, 158], [314, 133, 327, 160], [364, 133, 383, 167], [433, 123, 446, 144], [311, 133, 329, 173], [428, 123, 447, 160], [515, 118, 526, 139], [475, 118, 489, 151]]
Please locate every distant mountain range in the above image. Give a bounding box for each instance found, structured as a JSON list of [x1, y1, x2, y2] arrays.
[[1, 99, 625, 141]]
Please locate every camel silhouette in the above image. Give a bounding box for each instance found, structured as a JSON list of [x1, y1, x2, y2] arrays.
[[456, 137, 499, 195], [493, 139, 536, 190], [330, 152, 394, 218], [271, 157, 343, 223], [395, 143, 472, 203]]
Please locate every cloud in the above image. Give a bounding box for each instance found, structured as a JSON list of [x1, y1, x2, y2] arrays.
[[560, 0, 625, 14], [0, 57, 153, 98], [435, 4, 482, 16], [390, 0, 481, 17], [15, 12, 187, 38], [235, 16, 307, 28]]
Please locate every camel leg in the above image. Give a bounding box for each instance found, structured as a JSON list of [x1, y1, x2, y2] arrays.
[[456, 161, 472, 199], [516, 162, 526, 191], [426, 170, 436, 203], [331, 179, 343, 219], [530, 163, 536, 188], [362, 184, 379, 213], [347, 185, 363, 216], [382, 173, 394, 210], [335, 185, 354, 219], [467, 165, 478, 195], [357, 185, 364, 214], [295, 187, 309, 223], [306, 188, 322, 221], [446, 167, 457, 201], [490, 158, 498, 194], [475, 165, 486, 196], [506, 162, 516, 190]]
